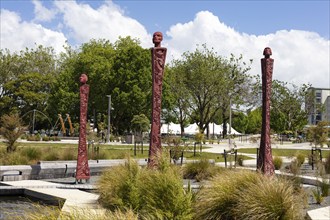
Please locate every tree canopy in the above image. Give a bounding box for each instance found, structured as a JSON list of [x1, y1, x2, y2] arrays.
[[0, 39, 312, 137]]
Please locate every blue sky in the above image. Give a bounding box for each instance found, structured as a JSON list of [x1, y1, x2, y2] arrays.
[[2, 0, 329, 39], [1, 0, 329, 88]]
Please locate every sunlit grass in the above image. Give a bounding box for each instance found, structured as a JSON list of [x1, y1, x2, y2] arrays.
[[238, 148, 330, 158], [0, 141, 256, 165]]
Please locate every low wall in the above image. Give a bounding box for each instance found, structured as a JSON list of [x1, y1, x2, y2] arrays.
[[0, 159, 149, 181]]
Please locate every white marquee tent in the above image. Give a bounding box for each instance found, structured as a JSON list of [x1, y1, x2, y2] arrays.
[[160, 123, 241, 135]]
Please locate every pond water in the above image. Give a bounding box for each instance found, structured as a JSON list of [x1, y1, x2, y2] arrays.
[[0, 196, 59, 220]]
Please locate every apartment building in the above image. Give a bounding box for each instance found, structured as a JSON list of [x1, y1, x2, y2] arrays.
[[307, 87, 330, 125]]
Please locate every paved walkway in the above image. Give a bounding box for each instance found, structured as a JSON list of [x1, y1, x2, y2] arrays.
[[2, 138, 329, 219], [1, 180, 105, 216]]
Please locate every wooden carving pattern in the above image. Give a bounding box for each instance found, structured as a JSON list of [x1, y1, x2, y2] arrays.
[[76, 74, 90, 180], [149, 47, 167, 167], [257, 48, 275, 175], [147, 32, 167, 167]]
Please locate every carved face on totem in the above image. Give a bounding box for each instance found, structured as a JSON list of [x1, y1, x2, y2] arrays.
[[80, 73, 88, 84], [263, 47, 272, 58], [152, 32, 163, 47]]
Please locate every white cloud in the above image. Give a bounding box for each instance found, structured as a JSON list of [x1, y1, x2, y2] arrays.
[[32, 0, 56, 22], [0, 2, 328, 88], [166, 11, 330, 88], [0, 9, 67, 54], [53, 1, 151, 47]]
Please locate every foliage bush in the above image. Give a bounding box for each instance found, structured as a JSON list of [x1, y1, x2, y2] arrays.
[[42, 136, 50, 141], [97, 156, 193, 219], [42, 147, 59, 161], [295, 152, 305, 166], [22, 147, 42, 161], [194, 170, 305, 220], [27, 134, 41, 141], [237, 154, 244, 166], [0, 150, 29, 165], [325, 153, 330, 174], [139, 165, 193, 220], [273, 156, 283, 170], [15, 203, 138, 220], [0, 113, 26, 152], [183, 158, 223, 181], [98, 158, 141, 211], [60, 147, 77, 161], [194, 170, 261, 219], [289, 159, 301, 176], [233, 177, 304, 220]]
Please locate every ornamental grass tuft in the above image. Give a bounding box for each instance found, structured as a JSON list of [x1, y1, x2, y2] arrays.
[[194, 170, 305, 220]]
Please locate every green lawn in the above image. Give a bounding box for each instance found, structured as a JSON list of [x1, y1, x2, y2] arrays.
[[0, 141, 252, 165], [238, 148, 330, 158]]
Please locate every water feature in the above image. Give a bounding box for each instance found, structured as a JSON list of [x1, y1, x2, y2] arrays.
[[0, 195, 60, 220]]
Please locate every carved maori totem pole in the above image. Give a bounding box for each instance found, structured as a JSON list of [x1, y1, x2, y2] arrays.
[[257, 47, 275, 176], [148, 32, 167, 167], [76, 73, 90, 182]]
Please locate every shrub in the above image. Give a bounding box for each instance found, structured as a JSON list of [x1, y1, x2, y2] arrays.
[[289, 159, 301, 175], [22, 147, 42, 161], [0, 113, 26, 152], [97, 156, 194, 219], [42, 136, 50, 141], [325, 153, 330, 174], [18, 203, 138, 220], [295, 152, 305, 166], [98, 158, 141, 211], [183, 158, 223, 181], [139, 166, 193, 220], [312, 187, 324, 204], [194, 170, 260, 220], [237, 154, 244, 166], [60, 147, 76, 160], [27, 135, 41, 141], [273, 156, 283, 170], [0, 150, 29, 165], [234, 177, 304, 220], [194, 170, 305, 220], [42, 147, 59, 161]]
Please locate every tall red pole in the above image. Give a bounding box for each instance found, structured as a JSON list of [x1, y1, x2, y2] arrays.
[[257, 47, 275, 176], [76, 73, 90, 181], [148, 32, 167, 167]]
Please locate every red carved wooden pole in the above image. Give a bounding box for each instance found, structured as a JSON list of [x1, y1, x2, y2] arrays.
[[257, 47, 275, 175], [148, 32, 167, 167], [76, 73, 90, 181]]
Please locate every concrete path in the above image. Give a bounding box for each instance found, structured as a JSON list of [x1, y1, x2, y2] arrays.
[[2, 138, 329, 219], [1, 180, 105, 216]]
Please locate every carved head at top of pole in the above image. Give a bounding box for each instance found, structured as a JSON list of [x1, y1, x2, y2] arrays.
[[79, 73, 88, 84], [153, 32, 163, 48], [263, 47, 272, 58]]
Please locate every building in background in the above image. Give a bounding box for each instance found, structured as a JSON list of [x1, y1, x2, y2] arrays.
[[307, 87, 330, 125]]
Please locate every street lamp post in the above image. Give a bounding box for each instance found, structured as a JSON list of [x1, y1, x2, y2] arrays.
[[106, 95, 111, 143], [32, 109, 36, 135], [228, 96, 232, 150]]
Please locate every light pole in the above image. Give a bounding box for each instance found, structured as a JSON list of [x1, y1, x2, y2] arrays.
[[229, 97, 232, 150], [32, 109, 36, 135], [106, 95, 111, 143]]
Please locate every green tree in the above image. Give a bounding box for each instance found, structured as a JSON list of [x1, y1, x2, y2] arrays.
[[167, 45, 254, 137], [245, 108, 262, 134], [270, 80, 309, 134], [232, 111, 248, 134], [131, 114, 150, 141], [110, 37, 152, 134], [163, 65, 191, 135], [0, 46, 58, 130], [306, 121, 329, 148], [48, 38, 152, 135], [0, 113, 26, 152]]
